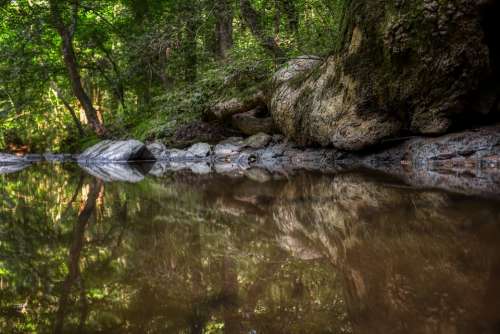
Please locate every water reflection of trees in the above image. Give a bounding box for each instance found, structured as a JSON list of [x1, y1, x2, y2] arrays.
[[1, 168, 500, 333]]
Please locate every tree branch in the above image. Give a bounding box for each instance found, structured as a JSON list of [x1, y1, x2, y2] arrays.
[[239, 0, 285, 62]]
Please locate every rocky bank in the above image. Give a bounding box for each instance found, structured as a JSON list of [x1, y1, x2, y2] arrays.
[[2, 0, 500, 195]]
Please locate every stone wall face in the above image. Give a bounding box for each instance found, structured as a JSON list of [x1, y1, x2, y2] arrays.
[[271, 0, 499, 151]]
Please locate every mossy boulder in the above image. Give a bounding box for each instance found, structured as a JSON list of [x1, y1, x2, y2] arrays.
[[271, 0, 500, 150]]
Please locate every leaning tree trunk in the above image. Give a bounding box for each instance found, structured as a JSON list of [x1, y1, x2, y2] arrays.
[[271, 0, 500, 151], [48, 0, 106, 137]]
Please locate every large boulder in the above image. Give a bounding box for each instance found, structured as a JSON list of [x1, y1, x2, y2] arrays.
[[271, 1, 500, 150], [78, 140, 151, 162], [0, 153, 25, 164]]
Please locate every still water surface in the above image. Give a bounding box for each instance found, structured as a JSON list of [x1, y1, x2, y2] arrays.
[[1, 164, 500, 333]]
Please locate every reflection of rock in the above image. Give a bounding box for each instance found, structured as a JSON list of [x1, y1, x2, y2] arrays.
[[267, 172, 500, 334], [79, 163, 147, 182], [24, 154, 44, 162], [43, 153, 75, 162], [0, 154, 30, 175], [150, 161, 212, 175], [78, 140, 152, 162], [244, 168, 272, 183], [72, 126, 500, 196], [360, 125, 500, 197], [0, 163, 31, 175]]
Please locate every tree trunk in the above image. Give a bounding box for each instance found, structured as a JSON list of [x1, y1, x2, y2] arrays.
[[215, 0, 233, 60], [50, 81, 85, 137], [240, 0, 285, 62], [274, 0, 281, 36], [180, 1, 199, 83], [280, 0, 299, 33], [48, 0, 106, 137]]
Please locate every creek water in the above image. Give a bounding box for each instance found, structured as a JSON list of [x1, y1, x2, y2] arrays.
[[1, 163, 500, 333]]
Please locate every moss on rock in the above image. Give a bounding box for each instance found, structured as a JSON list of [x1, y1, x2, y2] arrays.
[[271, 0, 499, 151]]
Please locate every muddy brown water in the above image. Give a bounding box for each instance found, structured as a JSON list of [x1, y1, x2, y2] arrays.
[[1, 163, 500, 333]]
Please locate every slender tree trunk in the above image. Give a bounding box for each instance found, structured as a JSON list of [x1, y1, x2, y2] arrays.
[[95, 41, 126, 109], [240, 0, 285, 62], [274, 0, 281, 36], [189, 223, 205, 334], [50, 81, 85, 137], [184, 13, 198, 83], [215, 0, 233, 60], [281, 0, 299, 33], [48, 0, 106, 137], [222, 254, 239, 334]]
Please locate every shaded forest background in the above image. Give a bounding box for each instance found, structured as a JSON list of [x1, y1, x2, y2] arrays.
[[0, 0, 346, 152]]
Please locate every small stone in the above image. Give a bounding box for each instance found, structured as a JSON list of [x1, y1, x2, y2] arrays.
[[243, 133, 272, 149], [214, 143, 243, 157], [168, 149, 194, 160], [146, 142, 169, 160], [24, 154, 44, 162], [187, 143, 211, 158]]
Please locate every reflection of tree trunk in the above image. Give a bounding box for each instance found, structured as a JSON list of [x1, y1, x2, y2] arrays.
[[482, 244, 500, 327], [189, 223, 205, 334], [54, 179, 103, 334], [222, 255, 239, 334], [243, 252, 285, 314], [77, 278, 89, 334], [60, 175, 85, 222]]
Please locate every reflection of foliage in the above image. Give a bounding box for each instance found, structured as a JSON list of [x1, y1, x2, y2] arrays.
[[0, 168, 350, 333], [4, 168, 499, 333]]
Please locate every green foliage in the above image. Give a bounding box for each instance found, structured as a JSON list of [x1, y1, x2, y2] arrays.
[[0, 0, 348, 152]]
